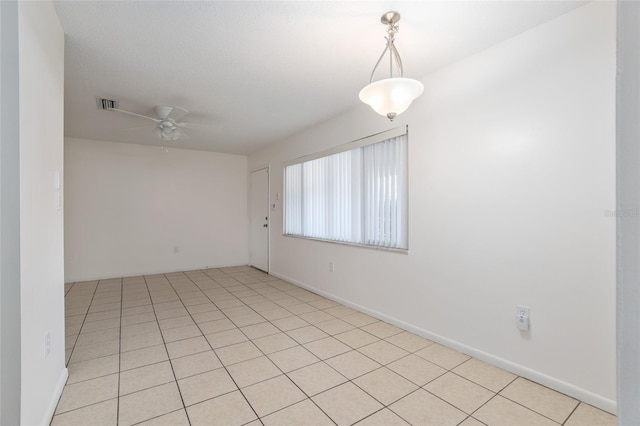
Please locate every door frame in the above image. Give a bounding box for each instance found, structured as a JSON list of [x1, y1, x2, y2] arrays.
[[249, 164, 270, 273]]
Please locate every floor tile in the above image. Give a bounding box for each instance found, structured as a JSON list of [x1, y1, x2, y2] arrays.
[[80, 317, 120, 333], [67, 354, 119, 384], [298, 310, 335, 324], [286, 325, 329, 344], [227, 355, 282, 388], [474, 395, 558, 426], [315, 318, 355, 335], [385, 331, 433, 352], [165, 336, 210, 360], [500, 377, 579, 423], [414, 343, 470, 370], [121, 321, 160, 339], [308, 298, 339, 310], [241, 375, 306, 417], [177, 368, 237, 406], [158, 315, 195, 330], [288, 362, 348, 396], [120, 312, 157, 326], [358, 340, 409, 365], [118, 382, 184, 426], [304, 337, 351, 360], [197, 318, 236, 334], [120, 331, 163, 352], [69, 340, 119, 364], [241, 322, 281, 339], [262, 399, 334, 426], [253, 332, 298, 354], [387, 353, 446, 386], [51, 398, 117, 426], [56, 374, 119, 414], [261, 307, 294, 321], [122, 305, 154, 316], [341, 312, 378, 327], [154, 307, 189, 320], [564, 403, 616, 426], [354, 367, 418, 405], [119, 345, 167, 372], [230, 312, 267, 327], [268, 345, 321, 373], [187, 391, 257, 426], [325, 350, 380, 380], [355, 408, 410, 426], [361, 321, 403, 339], [215, 341, 262, 366], [323, 305, 358, 318], [205, 328, 248, 349], [119, 361, 175, 395], [389, 388, 466, 426], [272, 316, 309, 331], [170, 350, 222, 379], [161, 324, 202, 343], [286, 302, 318, 315], [313, 382, 383, 426], [425, 372, 495, 414], [334, 328, 379, 349], [136, 409, 190, 426], [459, 416, 486, 426], [453, 358, 517, 392], [75, 328, 120, 347]]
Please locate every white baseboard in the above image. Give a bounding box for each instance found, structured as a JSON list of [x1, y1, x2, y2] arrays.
[[42, 367, 68, 425], [270, 271, 617, 415], [65, 262, 249, 283]]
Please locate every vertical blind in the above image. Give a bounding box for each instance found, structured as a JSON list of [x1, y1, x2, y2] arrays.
[[284, 130, 408, 249]]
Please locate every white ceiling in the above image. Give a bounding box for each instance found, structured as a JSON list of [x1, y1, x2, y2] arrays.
[[54, 1, 585, 155]]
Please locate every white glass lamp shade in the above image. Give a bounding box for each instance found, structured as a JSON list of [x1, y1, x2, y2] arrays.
[[359, 77, 424, 121]]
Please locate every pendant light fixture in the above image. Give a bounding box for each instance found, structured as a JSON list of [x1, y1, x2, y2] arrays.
[[359, 11, 424, 121]]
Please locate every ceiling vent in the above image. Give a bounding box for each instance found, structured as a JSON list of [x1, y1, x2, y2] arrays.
[[97, 98, 118, 110]]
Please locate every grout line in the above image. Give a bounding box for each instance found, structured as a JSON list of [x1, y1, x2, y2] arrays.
[[143, 273, 191, 425], [116, 277, 124, 426]]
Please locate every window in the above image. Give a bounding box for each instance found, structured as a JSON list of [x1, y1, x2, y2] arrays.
[[284, 127, 408, 250]]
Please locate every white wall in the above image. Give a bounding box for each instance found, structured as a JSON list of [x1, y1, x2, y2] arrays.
[[65, 138, 249, 281], [0, 1, 22, 424], [249, 2, 616, 411], [616, 1, 640, 424], [17, 1, 67, 425]]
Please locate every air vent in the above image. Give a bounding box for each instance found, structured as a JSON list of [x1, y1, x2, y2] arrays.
[[97, 98, 118, 110]]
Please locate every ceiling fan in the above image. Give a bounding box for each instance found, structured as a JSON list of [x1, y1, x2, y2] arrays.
[[99, 99, 195, 141]]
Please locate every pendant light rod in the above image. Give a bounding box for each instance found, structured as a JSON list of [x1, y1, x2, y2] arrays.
[[368, 11, 404, 83]]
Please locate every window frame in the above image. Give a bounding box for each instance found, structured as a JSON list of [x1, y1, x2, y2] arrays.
[[283, 126, 409, 253]]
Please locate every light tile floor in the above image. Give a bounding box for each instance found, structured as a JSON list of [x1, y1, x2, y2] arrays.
[[55, 266, 616, 426]]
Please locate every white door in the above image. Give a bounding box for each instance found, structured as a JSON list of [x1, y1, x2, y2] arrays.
[[250, 168, 269, 272]]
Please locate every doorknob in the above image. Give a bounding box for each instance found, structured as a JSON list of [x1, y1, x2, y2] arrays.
[[263, 224, 268, 228]]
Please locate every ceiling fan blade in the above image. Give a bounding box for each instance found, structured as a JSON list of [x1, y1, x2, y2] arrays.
[[110, 107, 160, 123], [176, 122, 216, 129], [122, 124, 156, 131], [154, 106, 189, 121]]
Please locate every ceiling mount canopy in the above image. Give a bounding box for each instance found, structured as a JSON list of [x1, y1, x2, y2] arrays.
[[359, 11, 424, 121]]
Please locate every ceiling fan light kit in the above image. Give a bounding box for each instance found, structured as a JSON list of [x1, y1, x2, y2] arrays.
[[359, 11, 424, 121]]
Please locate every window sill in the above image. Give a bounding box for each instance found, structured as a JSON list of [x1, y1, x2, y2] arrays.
[[282, 234, 409, 254]]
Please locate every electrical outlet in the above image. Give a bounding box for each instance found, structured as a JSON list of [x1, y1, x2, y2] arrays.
[[44, 332, 51, 358], [329, 262, 334, 272], [516, 305, 530, 331]]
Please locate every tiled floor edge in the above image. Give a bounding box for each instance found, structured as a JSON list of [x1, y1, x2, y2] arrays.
[[269, 269, 618, 416], [64, 264, 243, 285]]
